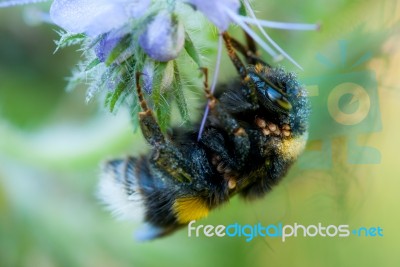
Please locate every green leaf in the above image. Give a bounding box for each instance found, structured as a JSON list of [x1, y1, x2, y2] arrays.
[[184, 32, 203, 68], [85, 58, 101, 71], [161, 61, 175, 93], [130, 99, 140, 132], [151, 62, 169, 132], [156, 94, 172, 133], [109, 80, 128, 112], [104, 91, 112, 107], [239, 2, 247, 16], [173, 62, 189, 124], [105, 35, 132, 66], [54, 32, 86, 53]]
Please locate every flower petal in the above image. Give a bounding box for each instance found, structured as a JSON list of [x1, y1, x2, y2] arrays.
[[123, 0, 150, 18], [0, 0, 49, 8], [50, 0, 150, 36], [185, 0, 240, 31]]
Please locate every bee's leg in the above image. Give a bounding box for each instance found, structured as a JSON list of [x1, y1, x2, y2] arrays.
[[229, 33, 270, 67], [136, 73, 165, 146], [136, 73, 194, 183], [200, 128, 236, 169], [200, 68, 250, 170], [222, 32, 247, 79], [222, 32, 259, 105]]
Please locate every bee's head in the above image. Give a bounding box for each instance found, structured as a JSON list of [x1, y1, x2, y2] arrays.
[[246, 64, 310, 136]]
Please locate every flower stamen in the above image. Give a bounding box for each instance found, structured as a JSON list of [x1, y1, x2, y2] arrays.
[[238, 16, 320, 31], [242, 0, 303, 70], [198, 33, 223, 141], [226, 8, 279, 61]]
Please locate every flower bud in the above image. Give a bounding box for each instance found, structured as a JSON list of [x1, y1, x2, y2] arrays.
[[95, 33, 122, 62], [139, 12, 185, 62], [142, 59, 155, 94]]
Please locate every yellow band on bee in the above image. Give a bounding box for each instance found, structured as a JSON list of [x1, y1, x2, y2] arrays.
[[279, 136, 306, 161], [173, 197, 209, 224]]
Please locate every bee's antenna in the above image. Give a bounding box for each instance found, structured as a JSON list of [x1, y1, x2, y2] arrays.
[[244, 30, 257, 57]]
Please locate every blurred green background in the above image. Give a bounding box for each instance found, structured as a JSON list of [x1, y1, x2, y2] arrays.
[[1, 1, 400, 267]]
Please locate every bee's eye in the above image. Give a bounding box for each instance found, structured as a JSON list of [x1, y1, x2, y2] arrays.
[[266, 87, 292, 111]]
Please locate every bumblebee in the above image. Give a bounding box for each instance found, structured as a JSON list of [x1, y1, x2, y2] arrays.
[[98, 32, 310, 240]]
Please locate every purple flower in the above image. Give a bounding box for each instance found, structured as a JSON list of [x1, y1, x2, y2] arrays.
[[142, 59, 154, 94], [95, 32, 124, 62], [184, 0, 240, 32], [139, 12, 185, 62], [50, 0, 150, 36]]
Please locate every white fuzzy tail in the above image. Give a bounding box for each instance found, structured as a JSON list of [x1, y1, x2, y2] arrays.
[[98, 159, 144, 222]]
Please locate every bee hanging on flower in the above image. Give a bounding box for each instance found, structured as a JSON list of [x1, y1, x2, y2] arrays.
[[1, 0, 319, 240]]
